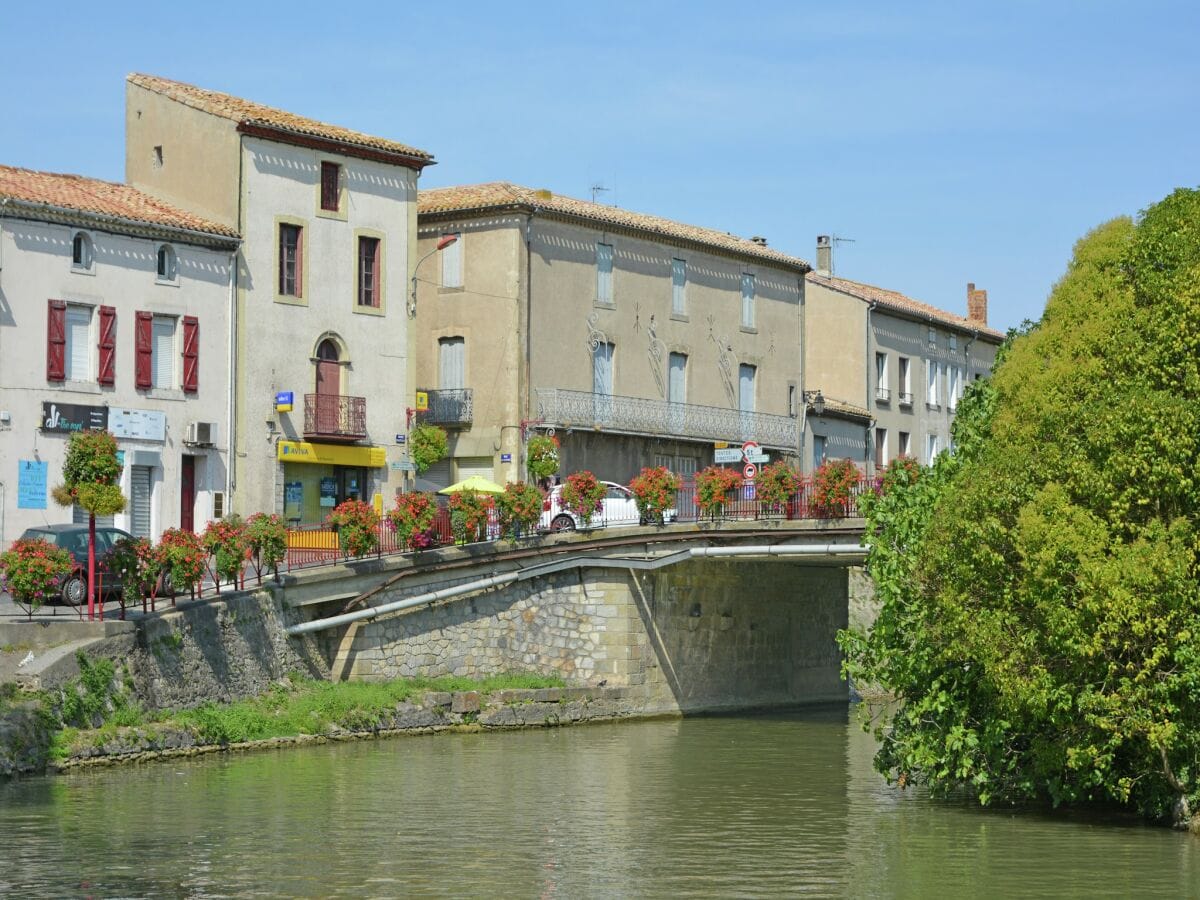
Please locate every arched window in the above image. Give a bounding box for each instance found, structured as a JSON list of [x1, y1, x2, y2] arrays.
[[72, 232, 93, 271], [157, 244, 177, 281]]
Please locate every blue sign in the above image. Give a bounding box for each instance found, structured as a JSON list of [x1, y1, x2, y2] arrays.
[[275, 391, 294, 412], [395, 434, 406, 445], [500, 453, 512, 463], [17, 460, 48, 509]]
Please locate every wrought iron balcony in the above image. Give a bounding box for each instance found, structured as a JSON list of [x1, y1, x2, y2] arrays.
[[875, 386, 891, 403], [898, 391, 913, 407], [304, 393, 367, 441], [534, 388, 798, 450], [416, 388, 473, 427]]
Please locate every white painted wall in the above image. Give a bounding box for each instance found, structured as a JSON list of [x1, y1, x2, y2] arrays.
[[0, 216, 233, 548], [233, 137, 416, 516]]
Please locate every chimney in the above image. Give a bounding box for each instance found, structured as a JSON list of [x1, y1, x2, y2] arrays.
[[816, 235, 832, 276], [967, 282, 988, 326], [750, 235, 768, 247]]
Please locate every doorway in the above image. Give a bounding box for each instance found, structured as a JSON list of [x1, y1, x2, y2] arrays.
[[181, 455, 196, 531]]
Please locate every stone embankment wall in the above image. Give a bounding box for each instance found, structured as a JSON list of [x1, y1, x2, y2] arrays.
[[330, 559, 851, 713], [128, 591, 328, 710]]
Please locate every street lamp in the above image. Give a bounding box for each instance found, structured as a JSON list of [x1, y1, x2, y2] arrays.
[[409, 233, 459, 318]]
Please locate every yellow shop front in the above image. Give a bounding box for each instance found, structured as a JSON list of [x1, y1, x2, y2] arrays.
[[277, 440, 387, 526]]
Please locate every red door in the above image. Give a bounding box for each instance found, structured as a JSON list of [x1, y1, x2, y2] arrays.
[[315, 340, 341, 433], [181, 455, 196, 531]]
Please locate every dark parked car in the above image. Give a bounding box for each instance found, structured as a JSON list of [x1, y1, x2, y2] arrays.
[[18, 523, 134, 605]]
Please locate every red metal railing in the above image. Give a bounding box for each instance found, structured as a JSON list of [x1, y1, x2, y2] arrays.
[[304, 393, 367, 440]]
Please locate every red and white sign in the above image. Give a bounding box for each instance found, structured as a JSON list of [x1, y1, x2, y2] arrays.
[[743, 462, 758, 481], [741, 441, 760, 459]]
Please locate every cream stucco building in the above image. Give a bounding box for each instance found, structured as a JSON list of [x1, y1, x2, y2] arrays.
[[0, 165, 239, 547], [805, 236, 1004, 474], [414, 183, 810, 487], [125, 75, 434, 524]]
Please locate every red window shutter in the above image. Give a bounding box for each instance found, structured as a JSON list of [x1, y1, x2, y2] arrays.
[[47, 300, 66, 381], [135, 310, 153, 389], [182, 316, 199, 393], [98, 305, 117, 385]]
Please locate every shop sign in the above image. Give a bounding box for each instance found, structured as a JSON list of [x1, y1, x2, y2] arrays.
[[277, 440, 386, 467], [320, 476, 338, 507], [415, 391, 429, 412], [275, 391, 294, 413], [41, 402, 107, 433], [109, 407, 166, 442], [284, 481, 303, 508]]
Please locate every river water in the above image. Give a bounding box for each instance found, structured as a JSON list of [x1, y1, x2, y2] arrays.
[[1, 707, 1197, 898]]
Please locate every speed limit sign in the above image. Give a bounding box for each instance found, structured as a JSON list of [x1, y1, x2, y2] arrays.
[[743, 462, 757, 480]]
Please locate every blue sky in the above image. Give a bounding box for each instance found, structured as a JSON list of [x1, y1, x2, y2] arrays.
[[4, 1, 1197, 331]]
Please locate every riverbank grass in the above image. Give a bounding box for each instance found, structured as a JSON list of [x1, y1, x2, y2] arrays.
[[49, 672, 565, 758]]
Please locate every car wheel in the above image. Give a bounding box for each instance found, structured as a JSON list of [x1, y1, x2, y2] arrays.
[[550, 514, 576, 532], [61, 574, 87, 606]]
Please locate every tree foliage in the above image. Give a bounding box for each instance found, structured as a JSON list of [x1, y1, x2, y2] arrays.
[[52, 430, 125, 517], [841, 189, 1200, 825]]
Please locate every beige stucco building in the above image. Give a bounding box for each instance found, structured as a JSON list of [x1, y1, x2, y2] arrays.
[[125, 75, 433, 524], [0, 165, 239, 547], [413, 183, 810, 487], [805, 236, 1004, 474]]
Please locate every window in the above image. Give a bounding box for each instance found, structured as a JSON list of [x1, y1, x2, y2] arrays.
[[948, 365, 962, 411], [320, 162, 341, 212], [741, 273, 755, 328], [156, 244, 177, 281], [788, 384, 797, 417], [151, 315, 176, 389], [72, 231, 93, 271], [738, 363, 756, 412], [875, 352, 889, 401], [357, 236, 381, 307], [926, 359, 940, 408], [898, 356, 912, 405], [927, 325, 937, 348], [596, 242, 613, 303], [65, 304, 91, 381], [899, 431, 911, 457], [668, 352, 687, 432], [875, 428, 888, 468], [439, 337, 465, 389], [813, 435, 827, 469], [593, 340, 614, 422], [927, 433, 940, 463], [671, 258, 687, 316], [949, 333, 958, 353], [441, 233, 462, 288], [279, 223, 303, 297]]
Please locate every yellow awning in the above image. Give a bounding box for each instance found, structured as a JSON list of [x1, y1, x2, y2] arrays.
[[277, 440, 386, 467]]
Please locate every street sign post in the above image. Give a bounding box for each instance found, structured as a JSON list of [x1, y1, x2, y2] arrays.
[[743, 462, 758, 480]]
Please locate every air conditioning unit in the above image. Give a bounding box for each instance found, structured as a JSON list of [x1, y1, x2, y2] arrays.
[[185, 421, 217, 446]]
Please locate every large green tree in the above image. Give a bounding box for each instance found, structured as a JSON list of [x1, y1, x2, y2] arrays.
[[842, 188, 1200, 825]]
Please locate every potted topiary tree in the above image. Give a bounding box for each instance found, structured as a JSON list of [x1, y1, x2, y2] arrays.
[[51, 430, 126, 619]]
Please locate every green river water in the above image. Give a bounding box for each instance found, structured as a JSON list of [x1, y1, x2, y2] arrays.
[[1, 707, 1197, 897]]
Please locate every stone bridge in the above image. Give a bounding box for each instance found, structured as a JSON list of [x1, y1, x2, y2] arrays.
[[280, 520, 874, 715]]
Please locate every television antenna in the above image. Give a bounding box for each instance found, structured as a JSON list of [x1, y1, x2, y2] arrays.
[[830, 234, 855, 276], [590, 183, 610, 204]]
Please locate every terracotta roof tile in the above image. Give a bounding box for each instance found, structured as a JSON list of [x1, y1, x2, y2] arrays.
[[420, 182, 810, 272], [128, 73, 433, 163], [807, 273, 1004, 341], [0, 164, 238, 239]]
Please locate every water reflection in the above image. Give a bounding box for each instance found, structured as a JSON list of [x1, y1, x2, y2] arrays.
[[0, 709, 1196, 897]]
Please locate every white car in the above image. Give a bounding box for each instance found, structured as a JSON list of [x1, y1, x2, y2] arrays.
[[539, 481, 677, 532], [539, 481, 640, 532]]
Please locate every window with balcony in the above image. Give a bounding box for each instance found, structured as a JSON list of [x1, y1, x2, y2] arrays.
[[739, 363, 756, 412], [898, 356, 912, 406], [596, 242, 613, 304], [741, 273, 755, 328], [671, 258, 687, 316], [439, 336, 465, 389], [593, 340, 614, 421], [875, 352, 889, 402]]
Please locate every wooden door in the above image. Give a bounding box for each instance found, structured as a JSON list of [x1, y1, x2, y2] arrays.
[[181, 455, 196, 532]]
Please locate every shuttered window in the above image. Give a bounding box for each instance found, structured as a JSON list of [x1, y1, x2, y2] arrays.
[[441, 233, 462, 288], [135, 311, 153, 388], [741, 274, 755, 328], [65, 305, 91, 381], [738, 363, 756, 412], [668, 352, 687, 404], [98, 306, 116, 385], [182, 316, 199, 392], [671, 259, 686, 315], [47, 300, 67, 381], [152, 316, 175, 389], [596, 243, 613, 303], [414, 458, 452, 494], [320, 162, 340, 211], [129, 466, 153, 539], [439, 337, 465, 389], [455, 456, 495, 482]]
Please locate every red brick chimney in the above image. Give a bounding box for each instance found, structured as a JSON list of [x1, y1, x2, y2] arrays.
[[967, 282, 988, 326]]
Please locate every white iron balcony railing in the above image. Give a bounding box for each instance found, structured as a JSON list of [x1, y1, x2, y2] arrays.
[[534, 388, 798, 450]]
